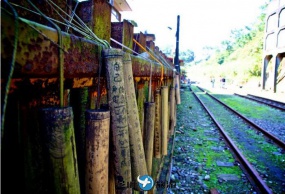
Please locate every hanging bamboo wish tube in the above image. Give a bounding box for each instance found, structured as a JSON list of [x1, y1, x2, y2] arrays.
[[103, 49, 132, 193], [85, 109, 110, 194], [39, 107, 80, 194], [161, 86, 169, 156], [154, 89, 162, 158], [169, 86, 175, 136], [175, 75, 181, 104], [123, 53, 147, 190], [143, 102, 155, 174]]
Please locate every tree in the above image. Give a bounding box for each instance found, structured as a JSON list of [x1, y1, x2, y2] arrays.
[[179, 49, 195, 63]]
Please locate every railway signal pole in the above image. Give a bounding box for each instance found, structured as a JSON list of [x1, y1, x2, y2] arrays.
[[174, 15, 180, 74]]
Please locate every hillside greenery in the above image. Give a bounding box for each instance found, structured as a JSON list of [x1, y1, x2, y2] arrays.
[[181, 3, 268, 87]]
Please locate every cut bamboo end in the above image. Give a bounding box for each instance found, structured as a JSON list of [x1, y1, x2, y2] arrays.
[[39, 107, 80, 194], [85, 109, 110, 194]]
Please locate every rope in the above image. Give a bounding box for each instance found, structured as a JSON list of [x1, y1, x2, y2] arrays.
[[12, 0, 110, 48], [146, 46, 174, 70], [9, 3, 107, 48], [46, 0, 110, 48], [65, 0, 79, 33], [1, 0, 19, 140], [110, 38, 140, 55], [110, 37, 161, 67], [133, 38, 164, 83], [27, 0, 65, 107], [9, 2, 87, 37]]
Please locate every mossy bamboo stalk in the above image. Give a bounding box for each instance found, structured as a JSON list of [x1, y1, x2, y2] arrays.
[[70, 87, 88, 194], [39, 107, 80, 194], [154, 89, 162, 158], [161, 86, 169, 156], [143, 102, 155, 174], [137, 87, 145, 136], [169, 87, 175, 135]]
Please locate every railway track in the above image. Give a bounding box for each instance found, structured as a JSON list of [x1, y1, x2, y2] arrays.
[[191, 85, 285, 194], [234, 93, 285, 111], [170, 88, 254, 193]]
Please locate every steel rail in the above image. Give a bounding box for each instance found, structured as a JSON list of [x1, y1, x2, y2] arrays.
[[248, 94, 285, 105], [191, 89, 273, 194], [197, 86, 285, 148], [234, 93, 285, 111]]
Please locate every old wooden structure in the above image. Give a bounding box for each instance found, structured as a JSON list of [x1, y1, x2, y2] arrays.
[[1, 0, 179, 193], [262, 0, 285, 92]]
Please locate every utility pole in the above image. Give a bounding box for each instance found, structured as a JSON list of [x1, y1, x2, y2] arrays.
[[174, 15, 180, 74]]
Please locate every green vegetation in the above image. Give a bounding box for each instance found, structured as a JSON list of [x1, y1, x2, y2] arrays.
[[182, 3, 270, 87], [173, 90, 252, 193]]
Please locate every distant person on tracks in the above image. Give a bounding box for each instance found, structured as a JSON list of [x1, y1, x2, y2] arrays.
[[221, 77, 226, 89], [211, 77, 215, 88]]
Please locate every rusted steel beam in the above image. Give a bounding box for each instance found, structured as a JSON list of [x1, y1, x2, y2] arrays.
[[2, 11, 174, 80], [131, 56, 173, 77], [1, 11, 99, 78]]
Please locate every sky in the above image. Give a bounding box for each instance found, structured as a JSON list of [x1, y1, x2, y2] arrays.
[[121, 0, 269, 56]]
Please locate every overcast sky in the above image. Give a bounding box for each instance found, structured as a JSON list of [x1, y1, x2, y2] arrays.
[[121, 0, 269, 54]]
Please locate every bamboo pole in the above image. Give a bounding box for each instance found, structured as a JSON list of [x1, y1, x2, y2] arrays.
[[103, 49, 132, 193], [39, 107, 80, 194], [154, 89, 162, 158], [143, 102, 155, 174], [161, 86, 169, 156], [70, 87, 88, 194], [85, 109, 110, 194], [169, 86, 175, 136], [122, 53, 148, 190], [174, 99, 177, 127], [137, 86, 145, 136], [108, 144, 116, 194], [175, 75, 181, 105]]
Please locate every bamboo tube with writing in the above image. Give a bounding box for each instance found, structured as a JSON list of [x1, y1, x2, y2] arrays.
[[161, 86, 169, 156], [122, 53, 148, 190], [103, 49, 132, 194], [154, 89, 162, 158], [85, 110, 110, 194], [39, 107, 80, 194]]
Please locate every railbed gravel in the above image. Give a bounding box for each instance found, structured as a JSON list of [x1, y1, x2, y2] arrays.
[[192, 86, 285, 194], [168, 87, 255, 194], [211, 93, 285, 143]]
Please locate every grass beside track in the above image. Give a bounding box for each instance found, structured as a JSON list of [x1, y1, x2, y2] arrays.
[[170, 87, 253, 193]]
